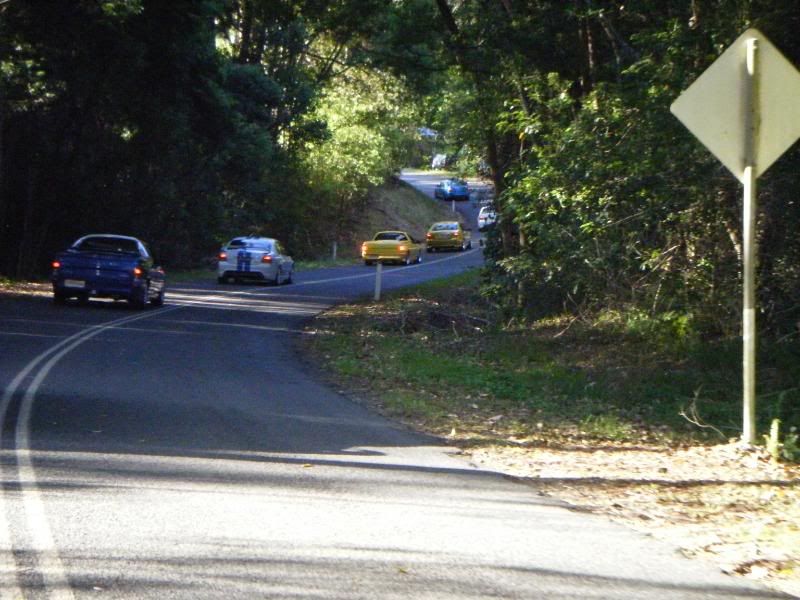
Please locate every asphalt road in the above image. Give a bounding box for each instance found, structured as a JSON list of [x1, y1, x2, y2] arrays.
[[0, 178, 787, 598]]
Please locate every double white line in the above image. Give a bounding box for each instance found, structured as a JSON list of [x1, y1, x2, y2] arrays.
[[0, 306, 180, 599]]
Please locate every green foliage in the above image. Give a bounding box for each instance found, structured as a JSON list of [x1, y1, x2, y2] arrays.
[[597, 309, 698, 351], [5, 0, 800, 344], [580, 414, 634, 441], [476, 12, 799, 335], [0, 0, 421, 273]]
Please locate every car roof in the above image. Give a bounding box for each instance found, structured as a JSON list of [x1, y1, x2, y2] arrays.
[[226, 236, 277, 245], [76, 234, 141, 243], [430, 221, 460, 227]]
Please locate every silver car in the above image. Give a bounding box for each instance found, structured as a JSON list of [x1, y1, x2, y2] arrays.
[[477, 206, 497, 231], [217, 236, 294, 285]]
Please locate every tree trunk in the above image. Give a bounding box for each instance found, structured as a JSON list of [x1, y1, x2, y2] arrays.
[[237, 0, 254, 63]]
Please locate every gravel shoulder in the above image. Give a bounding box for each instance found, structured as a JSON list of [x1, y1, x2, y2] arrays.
[[464, 440, 799, 597]]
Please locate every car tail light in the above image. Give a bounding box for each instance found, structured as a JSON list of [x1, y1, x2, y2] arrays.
[[261, 254, 273, 263], [133, 266, 144, 278], [451, 232, 459, 238], [398, 245, 407, 252], [426, 233, 433, 239], [218, 251, 227, 261], [52, 260, 61, 269]]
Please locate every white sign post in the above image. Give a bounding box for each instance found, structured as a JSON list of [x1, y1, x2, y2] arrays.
[[374, 261, 383, 301], [671, 29, 800, 444]]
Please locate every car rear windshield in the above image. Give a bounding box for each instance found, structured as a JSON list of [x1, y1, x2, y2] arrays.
[[432, 223, 458, 231], [375, 232, 407, 241], [228, 239, 272, 251], [74, 237, 139, 254]]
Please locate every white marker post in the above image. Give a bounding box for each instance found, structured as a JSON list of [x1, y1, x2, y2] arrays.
[[374, 261, 382, 301], [741, 39, 758, 444], [671, 29, 800, 445]]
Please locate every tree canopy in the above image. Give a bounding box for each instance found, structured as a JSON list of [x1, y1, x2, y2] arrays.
[[414, 0, 800, 337], [2, 0, 799, 337]]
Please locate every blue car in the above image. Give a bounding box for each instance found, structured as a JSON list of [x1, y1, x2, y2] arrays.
[[51, 234, 166, 308], [434, 178, 470, 201]]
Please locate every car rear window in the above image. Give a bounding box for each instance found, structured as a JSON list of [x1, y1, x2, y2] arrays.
[[375, 232, 406, 241], [432, 223, 458, 231], [75, 237, 139, 254], [227, 239, 272, 252]]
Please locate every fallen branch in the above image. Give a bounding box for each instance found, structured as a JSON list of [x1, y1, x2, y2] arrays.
[[679, 392, 726, 440]]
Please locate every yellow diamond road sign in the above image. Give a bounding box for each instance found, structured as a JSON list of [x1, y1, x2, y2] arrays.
[[671, 28, 800, 183]]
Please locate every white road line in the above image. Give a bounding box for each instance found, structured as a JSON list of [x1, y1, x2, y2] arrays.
[[158, 318, 306, 334], [0, 331, 65, 339], [0, 306, 181, 599]]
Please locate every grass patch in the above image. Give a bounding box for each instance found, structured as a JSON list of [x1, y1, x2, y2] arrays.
[[304, 270, 800, 451]]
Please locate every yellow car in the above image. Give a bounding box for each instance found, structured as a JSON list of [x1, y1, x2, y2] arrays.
[[361, 231, 424, 265], [426, 221, 472, 252]]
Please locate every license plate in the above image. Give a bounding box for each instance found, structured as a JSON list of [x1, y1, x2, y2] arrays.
[[64, 279, 85, 288]]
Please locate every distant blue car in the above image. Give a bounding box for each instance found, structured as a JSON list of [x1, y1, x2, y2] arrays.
[[434, 179, 470, 201]]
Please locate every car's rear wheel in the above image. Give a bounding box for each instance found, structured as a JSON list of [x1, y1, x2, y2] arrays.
[[151, 287, 165, 307], [284, 268, 293, 284], [53, 290, 67, 305], [364, 260, 374, 266], [131, 282, 148, 309]]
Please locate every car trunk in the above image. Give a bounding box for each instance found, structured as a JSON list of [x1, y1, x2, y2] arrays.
[[226, 248, 271, 273], [365, 241, 407, 258], [58, 252, 137, 290], [428, 231, 459, 243]]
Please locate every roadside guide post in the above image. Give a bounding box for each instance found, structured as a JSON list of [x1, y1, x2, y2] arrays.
[[374, 261, 382, 301], [670, 29, 800, 444]]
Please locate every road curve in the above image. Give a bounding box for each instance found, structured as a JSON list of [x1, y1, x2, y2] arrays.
[[0, 230, 786, 598]]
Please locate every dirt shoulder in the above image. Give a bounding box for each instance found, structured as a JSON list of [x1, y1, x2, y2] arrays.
[[327, 376, 800, 597], [464, 440, 799, 597]]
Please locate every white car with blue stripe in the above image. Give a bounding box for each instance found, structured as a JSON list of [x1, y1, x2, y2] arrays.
[[217, 237, 294, 285]]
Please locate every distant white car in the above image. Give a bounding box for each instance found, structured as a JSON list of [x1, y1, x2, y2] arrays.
[[431, 153, 448, 169], [477, 206, 497, 231], [217, 236, 294, 285]]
